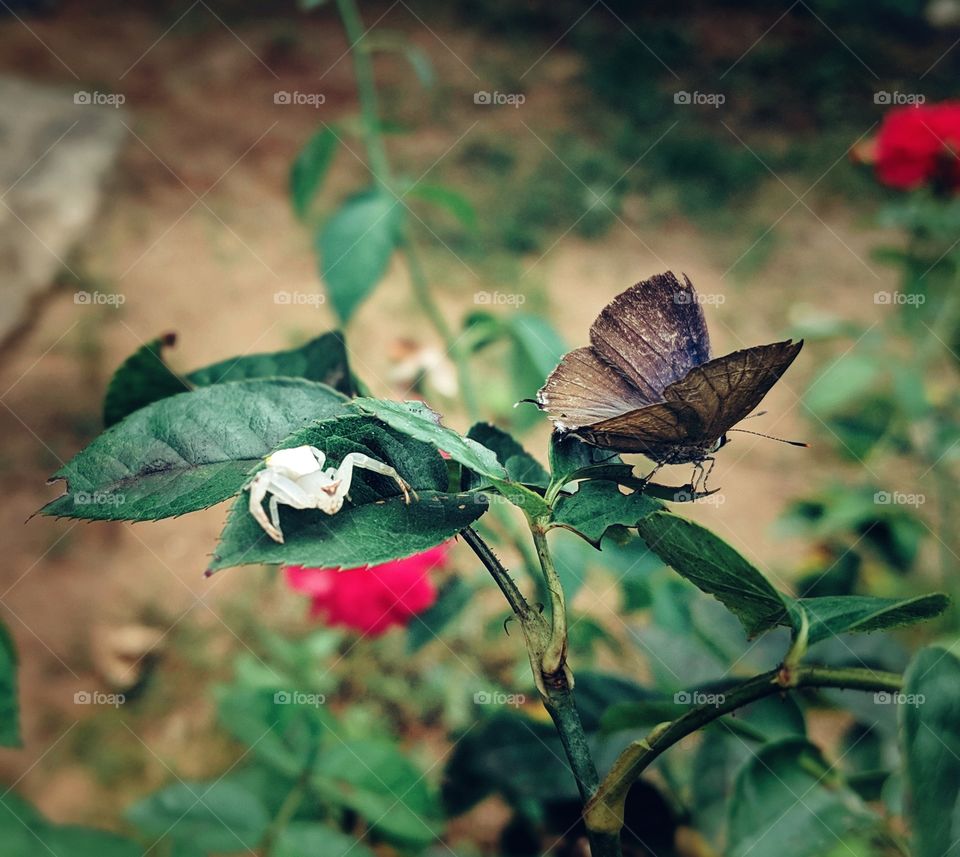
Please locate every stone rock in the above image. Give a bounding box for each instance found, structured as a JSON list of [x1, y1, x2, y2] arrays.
[[0, 75, 126, 342]]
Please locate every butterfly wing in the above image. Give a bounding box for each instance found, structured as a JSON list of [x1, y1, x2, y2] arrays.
[[536, 347, 646, 430], [661, 339, 803, 439], [589, 272, 712, 404], [578, 340, 803, 456]]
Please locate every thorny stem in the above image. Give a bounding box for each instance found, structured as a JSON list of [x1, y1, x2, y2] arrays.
[[461, 526, 620, 857], [460, 526, 535, 622]]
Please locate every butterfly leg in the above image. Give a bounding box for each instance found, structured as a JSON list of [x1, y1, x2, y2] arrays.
[[696, 456, 717, 494], [638, 461, 665, 492]]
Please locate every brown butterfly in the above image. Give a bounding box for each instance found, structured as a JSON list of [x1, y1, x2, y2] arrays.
[[536, 272, 803, 489]]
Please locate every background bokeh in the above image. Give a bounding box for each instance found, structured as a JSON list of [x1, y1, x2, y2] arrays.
[[1, 1, 959, 854]]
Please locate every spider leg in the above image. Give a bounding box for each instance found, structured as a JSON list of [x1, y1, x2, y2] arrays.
[[247, 471, 316, 544], [335, 452, 418, 504], [269, 495, 282, 532]]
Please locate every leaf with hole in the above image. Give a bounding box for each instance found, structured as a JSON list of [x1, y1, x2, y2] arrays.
[[551, 481, 660, 546]]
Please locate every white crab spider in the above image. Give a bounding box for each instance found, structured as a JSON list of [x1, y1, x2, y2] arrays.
[[247, 445, 415, 543]]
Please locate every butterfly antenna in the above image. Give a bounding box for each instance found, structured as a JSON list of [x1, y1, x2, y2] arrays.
[[728, 428, 808, 448]]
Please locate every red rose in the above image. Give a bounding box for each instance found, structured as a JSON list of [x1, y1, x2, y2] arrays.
[[874, 102, 960, 192], [283, 543, 451, 636]]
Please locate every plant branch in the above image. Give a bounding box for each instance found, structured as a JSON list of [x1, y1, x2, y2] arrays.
[[530, 523, 567, 675], [335, 0, 391, 186], [584, 665, 903, 837], [460, 526, 536, 622], [460, 526, 620, 857]]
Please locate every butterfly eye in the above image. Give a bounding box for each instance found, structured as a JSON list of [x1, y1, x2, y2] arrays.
[[715, 435, 729, 451]]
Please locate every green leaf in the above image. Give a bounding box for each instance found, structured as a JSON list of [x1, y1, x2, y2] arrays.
[[0, 792, 142, 857], [103, 333, 187, 427], [501, 312, 567, 383], [208, 415, 485, 571], [312, 739, 443, 846], [901, 645, 960, 857], [406, 183, 476, 229], [187, 331, 355, 396], [502, 314, 567, 429], [355, 399, 505, 478], [318, 189, 403, 322], [401, 44, 435, 88], [126, 780, 270, 852], [407, 576, 473, 652], [275, 823, 375, 857], [352, 399, 549, 516], [548, 432, 620, 485], [464, 423, 548, 488], [0, 621, 19, 747], [728, 738, 878, 857], [636, 512, 789, 637], [290, 127, 338, 219], [551, 481, 660, 546], [217, 686, 330, 777], [443, 712, 577, 811], [798, 593, 949, 646], [102, 332, 355, 426], [34, 826, 142, 857], [44, 379, 347, 521]]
